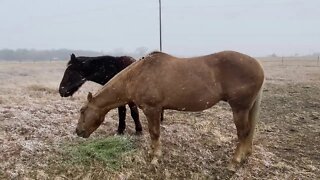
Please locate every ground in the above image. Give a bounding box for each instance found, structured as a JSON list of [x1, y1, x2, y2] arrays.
[[0, 59, 319, 179]]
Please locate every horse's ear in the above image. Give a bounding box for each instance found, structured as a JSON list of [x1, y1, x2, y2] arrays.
[[87, 92, 93, 102], [71, 53, 76, 60]]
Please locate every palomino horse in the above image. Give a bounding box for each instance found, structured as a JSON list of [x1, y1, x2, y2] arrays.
[[59, 54, 142, 134], [75, 51, 264, 167]]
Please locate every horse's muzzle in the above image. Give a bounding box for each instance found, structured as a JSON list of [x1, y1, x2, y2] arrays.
[[75, 128, 90, 138], [59, 88, 71, 97]]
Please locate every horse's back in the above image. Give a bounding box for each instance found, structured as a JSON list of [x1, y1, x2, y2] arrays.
[[136, 51, 263, 83]]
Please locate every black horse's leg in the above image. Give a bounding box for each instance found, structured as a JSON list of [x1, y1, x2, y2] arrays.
[[128, 102, 143, 134], [160, 110, 164, 122], [117, 106, 126, 134]]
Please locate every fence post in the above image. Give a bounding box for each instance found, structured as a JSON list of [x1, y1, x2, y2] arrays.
[[318, 55, 319, 66], [281, 56, 284, 66], [159, 0, 162, 51]]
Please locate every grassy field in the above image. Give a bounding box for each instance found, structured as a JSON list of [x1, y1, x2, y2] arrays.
[[0, 59, 319, 179]]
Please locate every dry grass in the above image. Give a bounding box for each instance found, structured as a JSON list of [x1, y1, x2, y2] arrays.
[[27, 84, 57, 94], [0, 60, 319, 179]]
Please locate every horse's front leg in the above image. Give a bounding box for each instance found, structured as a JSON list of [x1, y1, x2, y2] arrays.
[[142, 106, 162, 165], [128, 102, 142, 134], [117, 106, 127, 134], [160, 110, 164, 122]]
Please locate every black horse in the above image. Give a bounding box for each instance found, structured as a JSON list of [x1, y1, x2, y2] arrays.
[[59, 54, 142, 134]]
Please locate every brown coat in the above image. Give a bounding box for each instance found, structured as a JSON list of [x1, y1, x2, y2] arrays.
[[76, 51, 264, 168]]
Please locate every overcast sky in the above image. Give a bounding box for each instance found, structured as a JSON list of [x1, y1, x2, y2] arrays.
[[0, 0, 319, 56]]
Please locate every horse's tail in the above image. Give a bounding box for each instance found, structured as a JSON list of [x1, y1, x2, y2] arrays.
[[248, 82, 264, 140]]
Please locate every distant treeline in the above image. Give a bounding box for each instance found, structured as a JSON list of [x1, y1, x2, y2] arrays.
[[0, 47, 148, 61], [1, 48, 318, 61], [267, 52, 320, 58]]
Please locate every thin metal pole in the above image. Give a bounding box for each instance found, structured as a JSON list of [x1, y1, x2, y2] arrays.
[[159, 0, 162, 51], [317, 55, 319, 66]]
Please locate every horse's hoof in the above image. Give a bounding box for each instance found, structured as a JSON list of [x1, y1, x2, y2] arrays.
[[151, 157, 159, 166], [117, 130, 125, 135], [227, 162, 238, 172], [135, 131, 143, 136]]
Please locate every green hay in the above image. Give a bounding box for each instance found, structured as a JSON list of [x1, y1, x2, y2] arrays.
[[66, 136, 135, 170]]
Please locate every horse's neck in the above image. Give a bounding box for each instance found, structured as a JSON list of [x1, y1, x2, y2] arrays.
[[92, 75, 128, 113], [85, 61, 118, 85], [88, 75, 112, 86]]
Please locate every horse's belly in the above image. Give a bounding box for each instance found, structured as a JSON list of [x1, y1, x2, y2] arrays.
[[163, 88, 221, 112], [165, 100, 218, 112]]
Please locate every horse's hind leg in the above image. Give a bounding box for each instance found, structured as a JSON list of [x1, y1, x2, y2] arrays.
[[141, 106, 162, 165], [231, 107, 253, 164], [128, 102, 142, 134], [117, 106, 126, 134], [160, 110, 164, 122]]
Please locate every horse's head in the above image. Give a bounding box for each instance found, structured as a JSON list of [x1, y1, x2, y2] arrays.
[[59, 54, 87, 97], [75, 92, 106, 138]]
